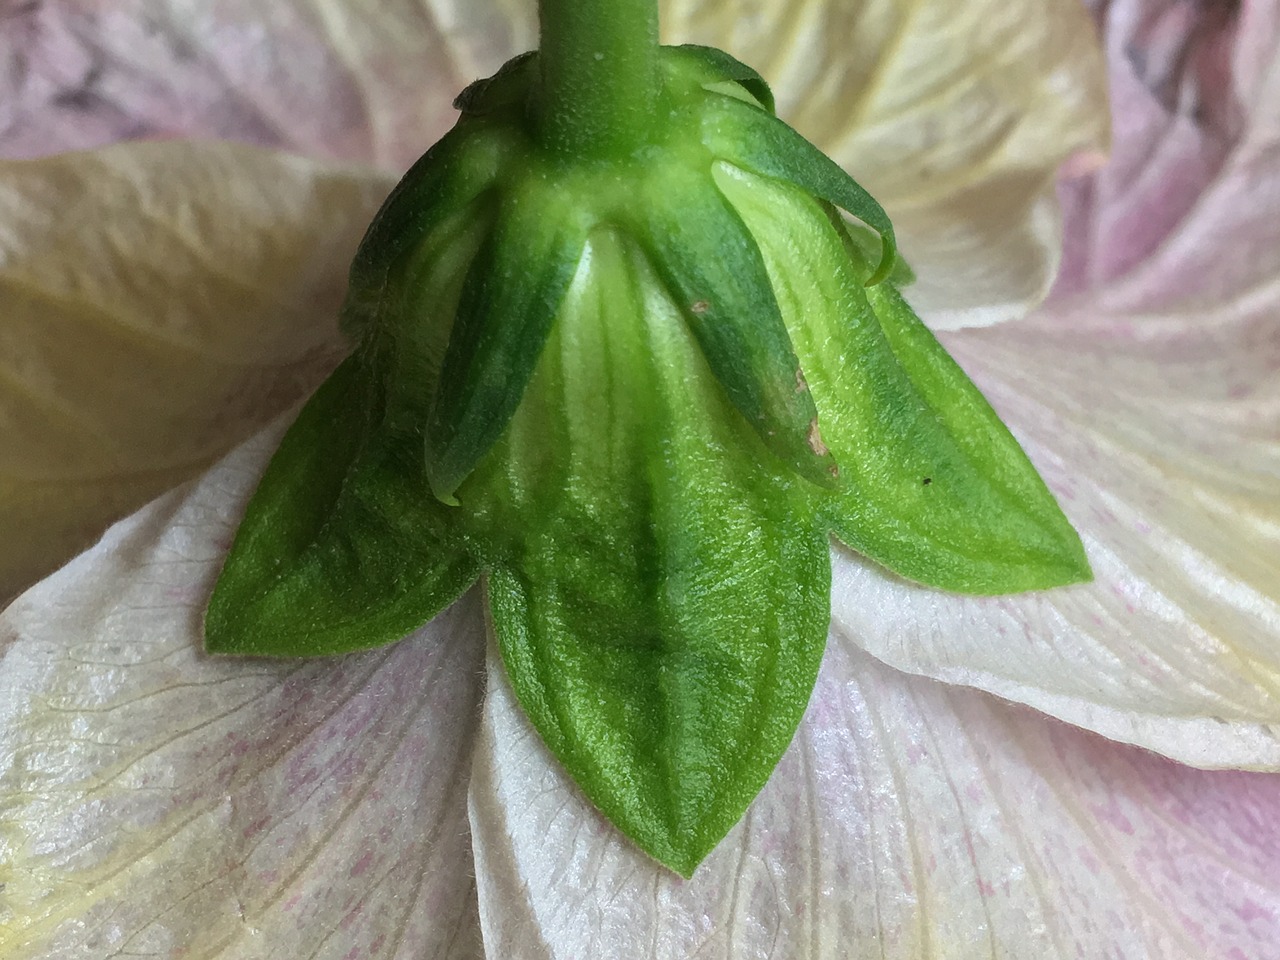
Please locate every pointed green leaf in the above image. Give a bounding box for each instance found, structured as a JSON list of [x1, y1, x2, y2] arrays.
[[632, 167, 838, 487], [660, 44, 775, 114], [701, 94, 898, 285], [471, 232, 829, 876], [425, 181, 589, 502], [342, 120, 517, 341], [206, 353, 479, 657], [714, 163, 1090, 593]]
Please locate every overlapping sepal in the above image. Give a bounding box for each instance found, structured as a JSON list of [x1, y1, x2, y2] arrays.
[[207, 45, 1090, 876]]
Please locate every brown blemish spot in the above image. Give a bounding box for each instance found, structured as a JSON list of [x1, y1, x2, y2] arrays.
[[690, 300, 710, 315], [828, 464, 840, 479], [806, 418, 829, 457], [795, 368, 809, 393], [922, 477, 933, 485]]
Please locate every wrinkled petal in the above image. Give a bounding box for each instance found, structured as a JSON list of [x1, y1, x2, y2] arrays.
[[0, 428, 485, 959], [831, 0, 1280, 769], [470, 633, 1280, 959], [0, 142, 392, 601], [667, 0, 1109, 329], [2, 1, 1106, 327], [1054, 0, 1277, 304], [0, 0, 529, 168]]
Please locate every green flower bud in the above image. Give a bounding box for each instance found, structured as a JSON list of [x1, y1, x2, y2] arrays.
[[206, 46, 1090, 876]]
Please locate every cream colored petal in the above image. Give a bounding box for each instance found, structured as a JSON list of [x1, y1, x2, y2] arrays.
[[470, 635, 1280, 959], [0, 427, 485, 959], [0, 142, 393, 601], [663, 0, 1110, 328]]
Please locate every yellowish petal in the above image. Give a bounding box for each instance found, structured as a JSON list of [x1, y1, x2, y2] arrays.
[[0, 142, 392, 601]]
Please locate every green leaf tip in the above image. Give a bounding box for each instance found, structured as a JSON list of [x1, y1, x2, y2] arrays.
[[206, 43, 1091, 877], [205, 354, 480, 659]]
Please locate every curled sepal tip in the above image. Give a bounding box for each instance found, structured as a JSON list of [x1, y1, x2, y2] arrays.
[[660, 43, 776, 113], [700, 94, 898, 286]]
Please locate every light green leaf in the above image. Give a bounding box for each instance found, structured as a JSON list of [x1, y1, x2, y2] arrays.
[[206, 353, 478, 657], [715, 162, 1089, 593], [0, 142, 392, 603], [633, 165, 838, 488], [468, 229, 829, 876]]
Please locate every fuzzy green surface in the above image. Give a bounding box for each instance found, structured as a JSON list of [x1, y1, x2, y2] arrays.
[[470, 232, 829, 875], [205, 45, 1090, 875]]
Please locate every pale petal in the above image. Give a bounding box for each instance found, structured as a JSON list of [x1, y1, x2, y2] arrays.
[[1053, 0, 1278, 305], [0, 0, 532, 168], [0, 427, 485, 959], [664, 0, 1110, 329], [831, 0, 1280, 768], [0, 142, 392, 600], [470, 635, 1280, 959]]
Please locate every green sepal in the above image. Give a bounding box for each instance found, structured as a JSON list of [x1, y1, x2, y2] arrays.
[[700, 94, 898, 286], [472, 232, 829, 876], [632, 168, 839, 488], [659, 44, 775, 114], [714, 163, 1091, 593], [453, 51, 538, 116], [205, 353, 480, 657], [425, 181, 589, 503], [342, 120, 517, 341]]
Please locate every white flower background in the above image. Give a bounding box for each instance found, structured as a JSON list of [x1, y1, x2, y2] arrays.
[[0, 0, 1277, 957]]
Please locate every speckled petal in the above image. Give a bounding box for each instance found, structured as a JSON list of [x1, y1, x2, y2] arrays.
[[0, 428, 485, 960]]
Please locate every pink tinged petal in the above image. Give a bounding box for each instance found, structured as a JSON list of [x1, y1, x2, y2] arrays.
[[469, 636, 1280, 959], [0, 1, 531, 169], [831, 307, 1280, 769], [0, 428, 485, 959], [1054, 0, 1280, 309]]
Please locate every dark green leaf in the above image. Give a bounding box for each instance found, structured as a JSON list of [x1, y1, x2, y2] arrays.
[[715, 164, 1091, 593], [468, 231, 829, 876], [659, 44, 775, 114], [205, 353, 479, 657], [425, 180, 589, 503], [701, 94, 898, 286], [341, 120, 518, 341], [632, 167, 839, 488]]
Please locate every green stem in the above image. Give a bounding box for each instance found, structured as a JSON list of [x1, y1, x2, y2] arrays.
[[536, 0, 661, 157]]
